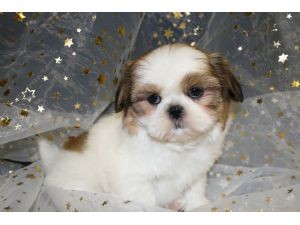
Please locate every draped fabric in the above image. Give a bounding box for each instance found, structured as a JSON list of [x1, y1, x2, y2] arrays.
[[0, 12, 299, 211]]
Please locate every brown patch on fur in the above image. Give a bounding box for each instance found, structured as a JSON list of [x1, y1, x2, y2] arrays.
[[123, 107, 139, 135], [63, 131, 88, 152], [115, 58, 161, 134], [208, 53, 244, 102]]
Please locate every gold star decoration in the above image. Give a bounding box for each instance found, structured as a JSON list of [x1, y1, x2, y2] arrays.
[[16, 182, 24, 186], [97, 74, 107, 85], [178, 22, 186, 30], [1, 116, 11, 127], [15, 12, 26, 22], [164, 28, 174, 39], [74, 103, 81, 110], [277, 131, 286, 139], [95, 36, 104, 46], [265, 196, 272, 203], [26, 174, 36, 179], [265, 70, 272, 77], [20, 109, 29, 117], [35, 165, 42, 173], [64, 38, 74, 48], [277, 111, 284, 117], [236, 170, 243, 176], [4, 206, 12, 211], [83, 67, 90, 75], [211, 207, 217, 212], [53, 91, 61, 100], [172, 12, 183, 19], [256, 98, 263, 104], [117, 26, 126, 37], [291, 80, 300, 88]]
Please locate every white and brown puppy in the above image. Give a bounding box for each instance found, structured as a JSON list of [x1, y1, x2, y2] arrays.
[[39, 43, 243, 211]]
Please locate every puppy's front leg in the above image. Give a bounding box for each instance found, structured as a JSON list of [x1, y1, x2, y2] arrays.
[[176, 176, 209, 211]]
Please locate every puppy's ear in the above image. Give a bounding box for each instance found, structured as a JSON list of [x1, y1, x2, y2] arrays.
[[209, 53, 244, 102], [115, 62, 135, 113]]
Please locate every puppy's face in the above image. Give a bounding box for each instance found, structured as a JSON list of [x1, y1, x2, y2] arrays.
[[115, 44, 243, 143]]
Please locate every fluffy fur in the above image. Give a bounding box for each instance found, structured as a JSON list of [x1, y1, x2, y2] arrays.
[[39, 43, 243, 211]]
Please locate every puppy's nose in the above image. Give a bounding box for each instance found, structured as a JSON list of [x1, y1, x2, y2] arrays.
[[168, 105, 184, 120]]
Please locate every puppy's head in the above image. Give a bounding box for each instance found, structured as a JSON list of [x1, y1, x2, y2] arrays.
[[115, 44, 243, 143]]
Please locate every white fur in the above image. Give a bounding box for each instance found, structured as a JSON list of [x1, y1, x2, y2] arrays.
[[39, 44, 232, 211]]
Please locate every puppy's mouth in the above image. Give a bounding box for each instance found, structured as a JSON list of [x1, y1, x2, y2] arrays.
[[173, 120, 183, 129]]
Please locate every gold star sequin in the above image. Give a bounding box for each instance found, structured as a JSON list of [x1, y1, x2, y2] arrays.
[[95, 36, 104, 46], [64, 38, 74, 48], [211, 207, 217, 212], [74, 103, 81, 110], [178, 22, 186, 30], [277, 131, 286, 139], [236, 170, 243, 176], [4, 206, 11, 211], [265, 196, 272, 203], [164, 28, 174, 39], [117, 26, 126, 37], [277, 111, 284, 117], [15, 12, 26, 22], [100, 59, 108, 65], [83, 67, 90, 75], [256, 98, 263, 104], [20, 109, 29, 117], [172, 12, 183, 19], [226, 176, 232, 181], [26, 174, 36, 179], [35, 165, 42, 173], [53, 91, 61, 100], [97, 74, 107, 85], [265, 70, 272, 77], [0, 116, 11, 127], [291, 80, 300, 88]]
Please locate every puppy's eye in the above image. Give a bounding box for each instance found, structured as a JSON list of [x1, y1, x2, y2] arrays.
[[147, 94, 161, 105], [187, 87, 204, 99]]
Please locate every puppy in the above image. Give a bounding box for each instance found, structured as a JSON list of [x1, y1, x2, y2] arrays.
[[39, 43, 243, 211]]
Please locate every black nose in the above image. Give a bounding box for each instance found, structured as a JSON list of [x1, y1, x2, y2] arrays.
[[168, 105, 184, 120]]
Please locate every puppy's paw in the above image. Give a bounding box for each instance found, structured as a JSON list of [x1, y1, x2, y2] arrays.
[[166, 200, 185, 212], [176, 197, 210, 211]]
